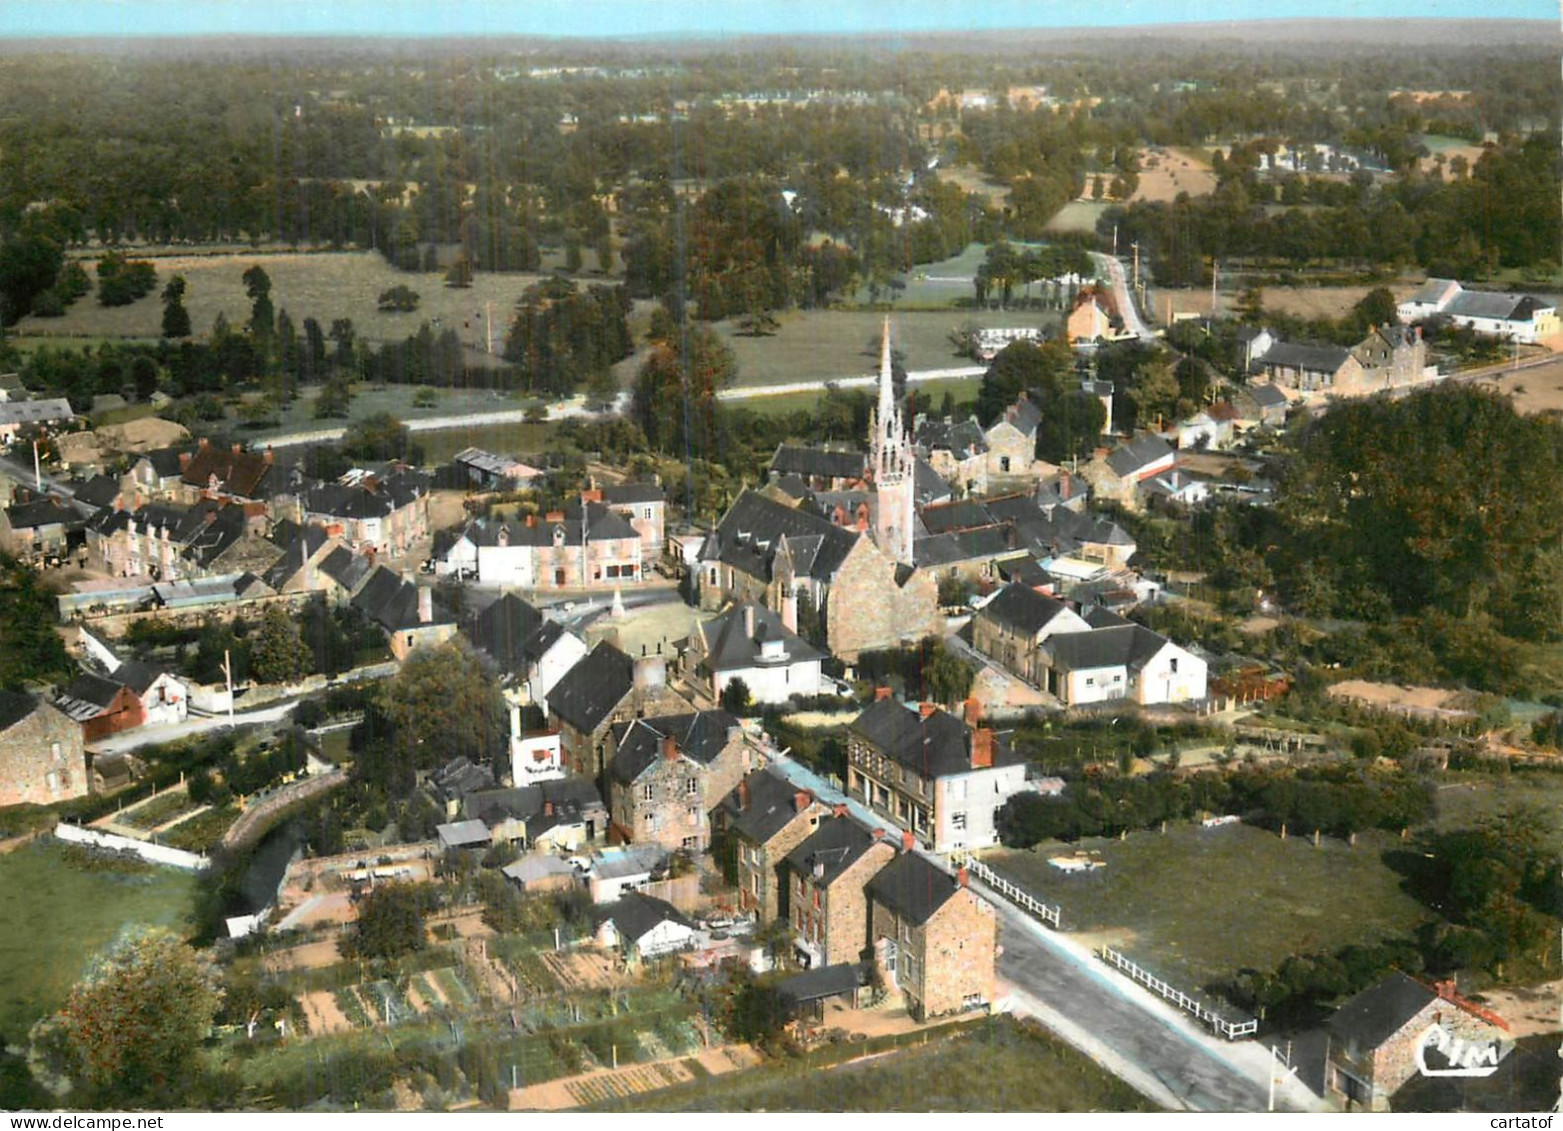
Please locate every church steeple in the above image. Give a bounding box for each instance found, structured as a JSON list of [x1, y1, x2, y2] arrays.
[[869, 317, 915, 566]]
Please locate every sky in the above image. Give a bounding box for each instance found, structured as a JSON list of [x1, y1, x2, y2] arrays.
[[0, 0, 1554, 39]]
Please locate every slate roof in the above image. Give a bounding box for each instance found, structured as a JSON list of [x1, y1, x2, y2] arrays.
[[0, 399, 73, 427], [436, 819, 493, 850], [5, 497, 78, 530], [920, 499, 994, 535], [866, 851, 962, 926], [502, 854, 576, 886], [114, 660, 170, 697], [522, 620, 572, 664], [1405, 277, 1459, 306], [1262, 341, 1351, 375], [705, 489, 859, 585], [1328, 972, 1437, 1050], [262, 524, 334, 590], [695, 601, 824, 673], [1106, 434, 1175, 478], [0, 688, 42, 733], [135, 447, 186, 479], [610, 709, 741, 785], [784, 816, 882, 888], [769, 444, 866, 482], [850, 697, 1018, 779], [468, 593, 545, 674], [913, 456, 952, 506], [596, 891, 693, 943], [996, 557, 1051, 588], [913, 523, 1018, 569], [455, 504, 638, 550], [350, 566, 454, 632], [717, 767, 817, 845], [1044, 624, 1170, 672], [181, 505, 252, 568], [56, 670, 127, 718], [1081, 604, 1134, 629], [1445, 290, 1541, 321], [319, 546, 374, 593], [71, 474, 121, 510], [915, 416, 988, 461], [545, 641, 634, 735], [428, 757, 497, 804], [601, 482, 664, 506], [994, 394, 1043, 437], [464, 778, 606, 828], [777, 962, 866, 1005], [1250, 383, 1289, 409], [978, 581, 1076, 635]]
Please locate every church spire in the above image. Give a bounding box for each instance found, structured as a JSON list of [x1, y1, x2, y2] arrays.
[[877, 314, 895, 430]]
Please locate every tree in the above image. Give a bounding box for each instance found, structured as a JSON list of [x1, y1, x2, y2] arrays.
[[160, 274, 191, 339], [313, 377, 353, 419], [340, 884, 432, 961], [31, 929, 221, 1104], [918, 637, 976, 705], [340, 411, 422, 464], [250, 605, 313, 685], [130, 355, 159, 402], [364, 642, 507, 794], [0, 233, 64, 323], [0, 554, 72, 687], [720, 677, 753, 716], [631, 318, 736, 458], [1035, 389, 1107, 463], [976, 338, 1072, 426], [328, 318, 356, 369], [377, 285, 421, 312]]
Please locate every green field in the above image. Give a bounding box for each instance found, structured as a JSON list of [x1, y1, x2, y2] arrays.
[[1046, 200, 1113, 235], [985, 823, 1432, 994], [600, 1016, 1159, 1112], [0, 841, 196, 1042], [412, 420, 558, 465], [1432, 772, 1563, 852], [847, 241, 1069, 307]]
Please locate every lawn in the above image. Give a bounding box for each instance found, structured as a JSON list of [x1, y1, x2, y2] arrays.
[[712, 308, 1057, 388], [1046, 200, 1113, 235], [412, 420, 558, 465], [601, 1016, 1160, 1112], [984, 822, 1431, 995], [0, 841, 196, 1042], [1431, 772, 1563, 852]]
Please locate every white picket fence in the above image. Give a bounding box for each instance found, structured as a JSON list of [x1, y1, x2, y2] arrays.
[[951, 851, 1062, 929], [1098, 946, 1258, 1041]]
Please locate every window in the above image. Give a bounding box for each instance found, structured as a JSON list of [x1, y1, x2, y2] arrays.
[[951, 811, 967, 830], [685, 777, 699, 796], [642, 784, 654, 802], [1085, 677, 1095, 687], [1170, 657, 1179, 674], [899, 919, 910, 942], [643, 507, 653, 520], [50, 742, 61, 763]]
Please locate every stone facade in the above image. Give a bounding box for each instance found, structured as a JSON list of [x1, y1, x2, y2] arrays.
[[984, 420, 1035, 481], [870, 876, 997, 1021], [0, 696, 89, 807], [823, 538, 939, 661], [610, 728, 753, 853], [790, 838, 895, 967], [722, 789, 827, 924]]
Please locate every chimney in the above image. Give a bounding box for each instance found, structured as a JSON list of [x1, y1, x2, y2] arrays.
[[178, 452, 192, 471], [544, 800, 554, 817], [919, 702, 937, 719], [661, 734, 679, 762], [263, 446, 274, 465], [832, 803, 848, 818], [417, 585, 433, 624], [781, 589, 798, 634], [743, 603, 755, 640], [875, 686, 893, 702], [971, 726, 994, 769], [545, 510, 564, 523], [738, 777, 752, 811], [957, 866, 969, 888], [198, 437, 209, 449], [232, 441, 242, 455], [1059, 469, 1071, 497], [581, 488, 602, 504], [900, 829, 915, 852], [793, 789, 812, 813], [871, 826, 885, 839], [525, 512, 536, 528], [963, 697, 981, 726]]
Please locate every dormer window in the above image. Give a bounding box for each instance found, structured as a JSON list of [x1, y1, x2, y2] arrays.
[[552, 525, 566, 546]]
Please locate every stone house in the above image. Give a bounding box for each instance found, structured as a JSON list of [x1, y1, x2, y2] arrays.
[[349, 566, 458, 661], [867, 850, 997, 1021], [984, 394, 1042, 481], [1326, 972, 1511, 1111], [87, 499, 266, 582], [261, 524, 347, 596], [301, 470, 431, 559], [685, 600, 824, 706], [1350, 324, 1429, 389], [845, 696, 1029, 852], [1259, 341, 1363, 393], [607, 708, 753, 852], [0, 497, 79, 558], [0, 689, 88, 807], [176, 439, 279, 505], [785, 813, 896, 968], [712, 768, 827, 924], [971, 582, 1093, 687], [0, 398, 73, 446], [914, 415, 989, 496], [113, 660, 188, 728], [1040, 623, 1208, 707], [545, 641, 691, 781], [1080, 433, 1177, 511], [597, 482, 666, 558], [435, 504, 644, 588], [768, 445, 868, 492], [123, 448, 186, 500], [1066, 293, 1127, 346]]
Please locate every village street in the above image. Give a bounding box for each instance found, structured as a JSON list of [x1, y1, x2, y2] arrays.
[[758, 744, 1323, 1112]]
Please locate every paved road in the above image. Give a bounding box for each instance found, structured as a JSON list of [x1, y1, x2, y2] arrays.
[[716, 365, 986, 401], [1092, 252, 1157, 342], [758, 743, 1323, 1112]]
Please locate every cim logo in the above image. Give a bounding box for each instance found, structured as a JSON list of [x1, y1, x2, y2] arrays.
[[1415, 1022, 1509, 1078]]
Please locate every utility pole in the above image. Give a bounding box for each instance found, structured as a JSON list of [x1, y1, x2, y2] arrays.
[[485, 301, 495, 355], [1131, 241, 1140, 291], [1210, 261, 1219, 318], [1112, 225, 1118, 258], [221, 648, 235, 721], [1268, 1041, 1297, 1112]]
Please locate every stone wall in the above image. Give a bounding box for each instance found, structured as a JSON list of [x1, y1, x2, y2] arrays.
[[792, 840, 894, 966], [826, 539, 939, 661], [0, 702, 88, 807]]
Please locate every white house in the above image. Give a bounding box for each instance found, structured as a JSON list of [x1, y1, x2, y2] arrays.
[[1397, 278, 1560, 344], [508, 704, 565, 785], [1040, 625, 1207, 706], [594, 892, 698, 961], [526, 625, 590, 715], [586, 844, 668, 904], [687, 600, 824, 706]]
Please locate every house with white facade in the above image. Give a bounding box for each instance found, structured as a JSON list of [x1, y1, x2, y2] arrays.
[[686, 600, 824, 706], [594, 891, 698, 962], [1040, 624, 1207, 706], [435, 504, 643, 588], [1397, 278, 1560, 343]]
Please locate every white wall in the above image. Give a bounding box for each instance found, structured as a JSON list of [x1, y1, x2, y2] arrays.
[[933, 763, 1030, 852], [1065, 663, 1130, 705], [55, 823, 209, 871], [436, 536, 477, 577], [530, 632, 589, 712], [1035, 607, 1093, 647], [476, 544, 534, 587], [1133, 641, 1208, 705], [512, 729, 565, 784], [141, 673, 189, 728], [635, 919, 697, 959], [714, 658, 822, 705]]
